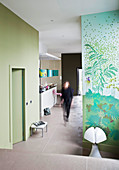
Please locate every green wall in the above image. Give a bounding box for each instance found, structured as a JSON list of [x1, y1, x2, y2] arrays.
[[82, 10, 119, 152], [0, 3, 39, 149]]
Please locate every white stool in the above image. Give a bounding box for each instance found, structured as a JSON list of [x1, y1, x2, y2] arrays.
[[30, 121, 48, 137]]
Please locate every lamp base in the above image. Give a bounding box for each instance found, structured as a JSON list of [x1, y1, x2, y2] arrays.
[[89, 144, 102, 158]]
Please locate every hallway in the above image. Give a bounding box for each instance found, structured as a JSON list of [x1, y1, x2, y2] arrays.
[[1, 96, 119, 170], [11, 96, 83, 156], [40, 95, 83, 155], [10, 95, 119, 158]]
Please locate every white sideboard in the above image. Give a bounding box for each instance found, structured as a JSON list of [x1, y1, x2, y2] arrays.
[[39, 86, 57, 117]]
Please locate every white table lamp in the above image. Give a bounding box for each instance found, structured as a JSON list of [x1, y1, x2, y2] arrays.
[[84, 127, 107, 158]]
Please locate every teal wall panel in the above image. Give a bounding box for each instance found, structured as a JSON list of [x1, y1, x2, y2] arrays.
[[53, 70, 59, 76], [47, 69, 53, 77]]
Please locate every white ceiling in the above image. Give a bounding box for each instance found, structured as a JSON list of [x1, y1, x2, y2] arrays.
[[1, 0, 119, 58]]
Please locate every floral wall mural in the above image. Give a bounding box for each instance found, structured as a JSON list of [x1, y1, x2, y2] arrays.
[[82, 10, 119, 146]]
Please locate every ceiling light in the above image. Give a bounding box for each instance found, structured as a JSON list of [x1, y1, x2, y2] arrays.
[[39, 53, 61, 60]]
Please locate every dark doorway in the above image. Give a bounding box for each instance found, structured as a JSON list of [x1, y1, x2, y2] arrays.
[[62, 53, 82, 95]]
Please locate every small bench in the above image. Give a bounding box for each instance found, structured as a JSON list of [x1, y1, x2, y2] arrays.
[[30, 121, 48, 137]]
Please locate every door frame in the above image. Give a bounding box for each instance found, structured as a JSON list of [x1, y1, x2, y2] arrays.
[[9, 66, 27, 148]]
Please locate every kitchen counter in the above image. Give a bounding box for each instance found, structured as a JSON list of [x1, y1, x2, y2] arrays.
[[39, 86, 57, 117]]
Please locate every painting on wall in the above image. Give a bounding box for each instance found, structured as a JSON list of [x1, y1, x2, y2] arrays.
[[82, 10, 119, 146], [39, 69, 59, 78], [53, 70, 59, 76], [47, 69, 53, 77], [39, 69, 47, 78]]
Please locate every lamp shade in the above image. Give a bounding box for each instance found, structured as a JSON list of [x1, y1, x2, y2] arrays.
[[84, 127, 107, 144], [84, 127, 95, 144], [95, 127, 107, 144]]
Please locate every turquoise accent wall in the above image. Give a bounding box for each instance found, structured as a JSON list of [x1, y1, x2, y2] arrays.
[[82, 10, 119, 148]]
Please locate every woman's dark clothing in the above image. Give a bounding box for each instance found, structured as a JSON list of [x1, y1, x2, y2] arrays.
[[61, 87, 73, 120]]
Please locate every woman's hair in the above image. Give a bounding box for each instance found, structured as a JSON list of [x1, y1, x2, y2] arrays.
[[63, 81, 70, 88]]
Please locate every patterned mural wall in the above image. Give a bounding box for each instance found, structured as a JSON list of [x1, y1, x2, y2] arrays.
[[81, 10, 119, 146]]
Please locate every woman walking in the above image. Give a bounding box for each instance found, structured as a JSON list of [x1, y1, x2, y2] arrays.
[[61, 81, 73, 122]]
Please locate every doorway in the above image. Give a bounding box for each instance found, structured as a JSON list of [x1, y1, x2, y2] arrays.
[[9, 67, 26, 147], [12, 69, 24, 143]]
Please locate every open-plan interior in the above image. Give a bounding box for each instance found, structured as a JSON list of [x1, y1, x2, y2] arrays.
[[0, 0, 119, 169]]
